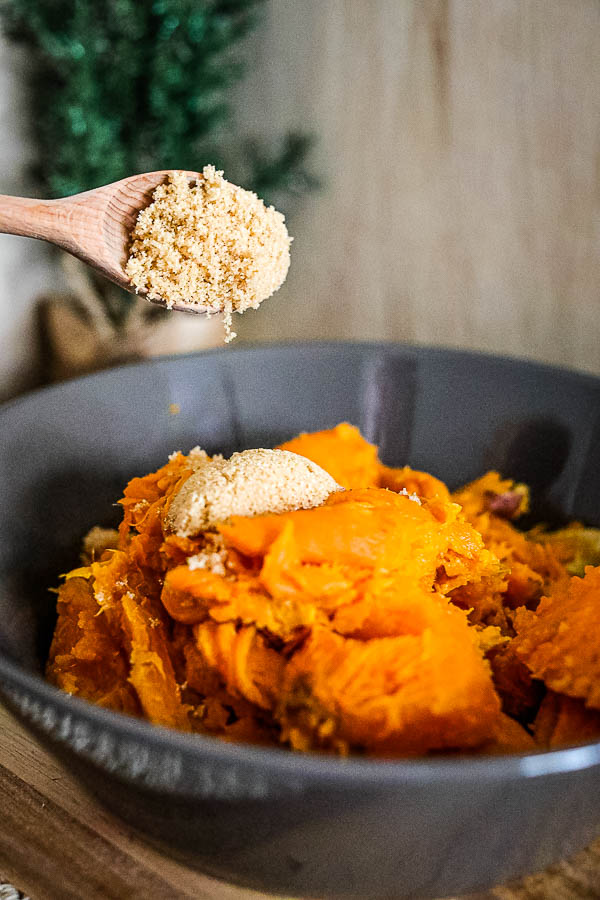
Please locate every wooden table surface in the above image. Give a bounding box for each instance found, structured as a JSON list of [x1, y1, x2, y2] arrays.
[[0, 704, 598, 900]]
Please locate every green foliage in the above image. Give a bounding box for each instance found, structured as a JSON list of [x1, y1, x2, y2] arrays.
[[1, 0, 316, 205], [1, 0, 316, 326]]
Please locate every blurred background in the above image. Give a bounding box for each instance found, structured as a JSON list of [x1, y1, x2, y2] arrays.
[[0, 0, 598, 402]]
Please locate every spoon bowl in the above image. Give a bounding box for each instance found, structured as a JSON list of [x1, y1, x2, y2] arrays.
[[0, 171, 205, 312]]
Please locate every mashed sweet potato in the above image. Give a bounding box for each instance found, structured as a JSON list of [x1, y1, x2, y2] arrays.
[[46, 424, 600, 756]]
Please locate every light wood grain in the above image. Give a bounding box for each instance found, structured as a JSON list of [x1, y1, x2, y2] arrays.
[[234, 0, 600, 376], [0, 704, 599, 900]]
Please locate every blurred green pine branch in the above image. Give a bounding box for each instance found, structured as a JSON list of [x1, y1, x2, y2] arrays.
[[1, 0, 317, 322]]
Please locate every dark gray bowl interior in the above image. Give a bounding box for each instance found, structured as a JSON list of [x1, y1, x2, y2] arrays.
[[0, 342, 599, 899]]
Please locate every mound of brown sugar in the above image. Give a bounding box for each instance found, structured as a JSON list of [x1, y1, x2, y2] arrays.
[[165, 448, 343, 537], [126, 167, 291, 341]]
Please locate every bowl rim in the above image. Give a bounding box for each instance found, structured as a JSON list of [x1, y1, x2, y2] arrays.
[[3, 658, 600, 785], [2, 339, 600, 417], [1, 340, 600, 787]]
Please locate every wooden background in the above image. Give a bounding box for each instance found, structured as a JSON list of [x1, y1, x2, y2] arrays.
[[0, 0, 599, 398], [233, 0, 600, 376]]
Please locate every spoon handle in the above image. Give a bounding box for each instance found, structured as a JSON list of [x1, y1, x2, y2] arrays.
[[0, 193, 118, 280], [0, 192, 131, 290], [0, 194, 65, 242], [0, 194, 94, 261]]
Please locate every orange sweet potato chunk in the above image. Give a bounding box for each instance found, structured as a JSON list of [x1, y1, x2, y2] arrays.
[[163, 562, 319, 638], [183, 640, 275, 744], [194, 621, 284, 711], [119, 451, 198, 574], [453, 472, 529, 519], [328, 574, 449, 640], [162, 566, 259, 624], [279, 614, 502, 755], [88, 551, 131, 613], [216, 487, 501, 649], [278, 423, 451, 505], [221, 491, 433, 569], [278, 423, 380, 489], [486, 643, 543, 722], [120, 592, 191, 731], [378, 465, 450, 502], [452, 473, 569, 609], [476, 713, 536, 754], [533, 691, 600, 748], [46, 577, 138, 715], [221, 488, 497, 589], [512, 566, 600, 709]]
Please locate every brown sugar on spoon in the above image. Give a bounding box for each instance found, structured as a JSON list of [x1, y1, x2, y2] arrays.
[[125, 167, 291, 341]]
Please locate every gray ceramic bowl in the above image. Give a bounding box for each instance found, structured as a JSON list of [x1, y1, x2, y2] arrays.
[[1, 342, 599, 899]]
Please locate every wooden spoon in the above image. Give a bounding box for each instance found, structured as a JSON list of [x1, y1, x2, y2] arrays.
[[0, 171, 200, 312]]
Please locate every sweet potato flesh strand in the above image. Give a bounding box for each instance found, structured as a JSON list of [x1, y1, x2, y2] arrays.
[[46, 423, 598, 755], [47, 576, 139, 715], [533, 691, 600, 748], [512, 566, 600, 709]]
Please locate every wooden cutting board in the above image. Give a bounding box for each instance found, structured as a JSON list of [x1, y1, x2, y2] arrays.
[[0, 705, 598, 900]]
